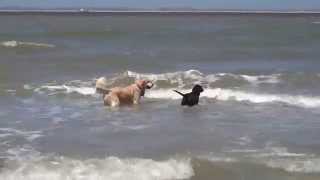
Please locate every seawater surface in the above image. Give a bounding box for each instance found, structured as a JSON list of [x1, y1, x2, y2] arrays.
[[1, 14, 320, 180]]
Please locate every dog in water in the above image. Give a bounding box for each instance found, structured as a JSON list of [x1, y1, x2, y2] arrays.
[[96, 77, 153, 107], [173, 85, 204, 106]]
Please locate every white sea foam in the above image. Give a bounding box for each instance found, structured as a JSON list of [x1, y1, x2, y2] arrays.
[[266, 158, 320, 173], [200, 154, 238, 163], [127, 70, 204, 88], [25, 70, 320, 108], [257, 144, 320, 173], [1, 40, 55, 48], [0, 128, 43, 142], [127, 70, 280, 87], [37, 85, 95, 96], [246, 145, 308, 158], [0, 156, 193, 180], [204, 150, 320, 173], [28, 70, 282, 95], [226, 143, 320, 173], [240, 74, 281, 84], [32, 83, 320, 108], [212, 89, 320, 108], [147, 88, 320, 108], [5, 145, 43, 162], [233, 136, 253, 146]]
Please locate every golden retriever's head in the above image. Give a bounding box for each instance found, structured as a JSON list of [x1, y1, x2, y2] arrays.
[[136, 80, 154, 96]]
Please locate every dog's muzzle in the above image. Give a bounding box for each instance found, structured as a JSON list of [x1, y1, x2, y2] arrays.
[[146, 82, 154, 89]]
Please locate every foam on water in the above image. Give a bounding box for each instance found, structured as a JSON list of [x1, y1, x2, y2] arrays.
[[255, 145, 320, 173], [0, 128, 43, 142], [0, 155, 193, 180], [1, 40, 55, 48], [146, 88, 320, 108], [23, 70, 320, 108], [199, 153, 238, 163], [30, 86, 320, 109], [204, 88, 320, 108], [128, 70, 281, 87], [266, 158, 320, 173], [127, 70, 204, 88], [28, 70, 281, 93], [224, 142, 320, 173], [35, 85, 95, 96], [202, 153, 320, 173], [240, 74, 281, 84]]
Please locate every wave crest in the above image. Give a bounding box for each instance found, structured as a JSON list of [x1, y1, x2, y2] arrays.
[[21, 70, 320, 108], [1, 40, 55, 48], [0, 156, 193, 180]]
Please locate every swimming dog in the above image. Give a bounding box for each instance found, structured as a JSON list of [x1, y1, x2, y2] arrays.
[[96, 77, 153, 107], [173, 85, 204, 106]]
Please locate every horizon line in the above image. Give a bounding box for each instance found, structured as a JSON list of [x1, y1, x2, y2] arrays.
[[1, 9, 320, 14]]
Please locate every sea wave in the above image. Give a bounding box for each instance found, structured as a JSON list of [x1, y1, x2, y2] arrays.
[[224, 142, 320, 173], [202, 153, 320, 174], [25, 69, 280, 92], [0, 128, 43, 142], [266, 158, 320, 173], [21, 70, 320, 108], [127, 70, 281, 88], [25, 70, 320, 92], [0, 155, 193, 180], [198, 153, 238, 163], [145, 88, 320, 108], [29, 84, 320, 108], [255, 144, 320, 173], [1, 40, 55, 48], [250, 144, 320, 173]]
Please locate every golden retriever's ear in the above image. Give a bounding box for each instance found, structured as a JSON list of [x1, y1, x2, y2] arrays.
[[135, 80, 144, 88]]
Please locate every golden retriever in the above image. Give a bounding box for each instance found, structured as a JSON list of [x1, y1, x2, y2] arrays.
[[95, 77, 153, 107]]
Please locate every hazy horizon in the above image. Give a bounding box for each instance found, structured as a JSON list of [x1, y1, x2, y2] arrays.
[[0, 0, 320, 11], [0, 7, 320, 12]]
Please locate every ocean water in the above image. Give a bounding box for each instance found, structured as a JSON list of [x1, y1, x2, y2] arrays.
[[1, 13, 320, 179]]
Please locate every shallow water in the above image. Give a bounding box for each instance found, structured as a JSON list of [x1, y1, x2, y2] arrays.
[[1, 14, 320, 179]]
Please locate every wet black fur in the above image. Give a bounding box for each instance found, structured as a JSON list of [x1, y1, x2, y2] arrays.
[[173, 85, 204, 106]]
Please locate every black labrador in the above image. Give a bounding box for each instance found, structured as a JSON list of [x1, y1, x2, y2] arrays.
[[173, 85, 204, 106]]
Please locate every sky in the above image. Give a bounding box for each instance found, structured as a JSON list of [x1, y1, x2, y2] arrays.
[[0, 0, 320, 10]]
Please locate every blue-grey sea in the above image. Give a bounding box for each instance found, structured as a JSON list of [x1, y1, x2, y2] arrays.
[[1, 13, 320, 179]]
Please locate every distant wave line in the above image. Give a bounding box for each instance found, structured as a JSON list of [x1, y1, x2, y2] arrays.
[[1, 10, 320, 15]]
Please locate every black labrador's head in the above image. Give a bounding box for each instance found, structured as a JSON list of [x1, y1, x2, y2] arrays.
[[192, 84, 204, 94]]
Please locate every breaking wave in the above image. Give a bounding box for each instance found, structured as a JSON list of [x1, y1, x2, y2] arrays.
[[1, 40, 55, 48], [253, 145, 320, 173], [29, 86, 320, 108], [205, 143, 320, 173], [266, 158, 320, 173], [127, 70, 281, 88], [0, 155, 193, 180], [21, 70, 320, 108]]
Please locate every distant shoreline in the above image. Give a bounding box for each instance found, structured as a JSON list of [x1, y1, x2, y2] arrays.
[[1, 10, 320, 16]]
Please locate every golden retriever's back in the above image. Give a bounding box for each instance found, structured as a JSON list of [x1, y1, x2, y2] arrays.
[[110, 85, 138, 104]]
